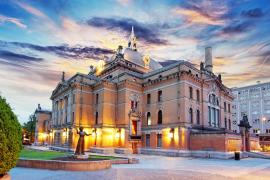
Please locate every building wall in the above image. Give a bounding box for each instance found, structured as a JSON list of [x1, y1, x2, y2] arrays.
[[232, 82, 270, 134], [35, 112, 51, 145]]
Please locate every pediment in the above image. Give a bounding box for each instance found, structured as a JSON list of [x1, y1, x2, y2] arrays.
[[51, 82, 69, 99]]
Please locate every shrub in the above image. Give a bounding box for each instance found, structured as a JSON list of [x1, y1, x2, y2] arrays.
[[0, 96, 22, 176]]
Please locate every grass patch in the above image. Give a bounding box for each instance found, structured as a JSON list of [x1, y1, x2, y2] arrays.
[[20, 149, 123, 160], [20, 149, 68, 160], [89, 155, 123, 160]]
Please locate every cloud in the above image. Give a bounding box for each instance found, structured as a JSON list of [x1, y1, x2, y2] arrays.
[[221, 21, 252, 35], [0, 40, 114, 60], [117, 0, 132, 6], [242, 8, 264, 18], [0, 50, 43, 64], [14, 1, 47, 18], [173, 8, 226, 26], [0, 15, 27, 28], [87, 17, 168, 45], [173, 0, 228, 26]]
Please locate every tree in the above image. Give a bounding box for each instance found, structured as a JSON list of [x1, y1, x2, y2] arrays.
[[22, 114, 36, 143], [0, 96, 22, 176]]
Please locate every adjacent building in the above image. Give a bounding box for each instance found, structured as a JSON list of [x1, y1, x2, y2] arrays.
[[232, 82, 270, 149], [34, 104, 52, 145], [36, 27, 260, 156]]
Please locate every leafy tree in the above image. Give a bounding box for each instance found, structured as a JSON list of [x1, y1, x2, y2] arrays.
[[22, 114, 36, 143], [0, 96, 22, 176]]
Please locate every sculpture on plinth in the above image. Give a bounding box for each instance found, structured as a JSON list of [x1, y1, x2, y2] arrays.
[[238, 114, 252, 152], [75, 127, 90, 155]]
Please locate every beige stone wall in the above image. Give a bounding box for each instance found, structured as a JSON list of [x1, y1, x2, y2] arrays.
[[35, 112, 51, 145]]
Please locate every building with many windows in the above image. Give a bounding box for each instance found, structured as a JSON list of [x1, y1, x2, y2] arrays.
[[232, 82, 270, 148], [39, 27, 260, 157]]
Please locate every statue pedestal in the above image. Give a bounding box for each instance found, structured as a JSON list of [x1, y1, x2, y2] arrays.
[[73, 154, 88, 159]]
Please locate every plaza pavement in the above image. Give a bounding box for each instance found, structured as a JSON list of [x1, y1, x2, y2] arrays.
[[10, 154, 270, 180]]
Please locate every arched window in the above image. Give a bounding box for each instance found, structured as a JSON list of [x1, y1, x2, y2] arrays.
[[147, 112, 151, 126], [189, 108, 193, 123], [158, 110, 162, 124], [208, 93, 220, 127], [196, 110, 200, 124]]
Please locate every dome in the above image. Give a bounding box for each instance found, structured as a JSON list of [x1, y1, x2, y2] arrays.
[[123, 48, 162, 70]]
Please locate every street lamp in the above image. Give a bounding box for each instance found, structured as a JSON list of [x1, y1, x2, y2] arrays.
[[262, 117, 266, 134]]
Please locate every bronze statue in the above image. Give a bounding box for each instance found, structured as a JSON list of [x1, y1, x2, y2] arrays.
[[75, 127, 90, 155]]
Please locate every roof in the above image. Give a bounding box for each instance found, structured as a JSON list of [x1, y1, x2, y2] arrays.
[[232, 81, 270, 91], [123, 48, 162, 71]]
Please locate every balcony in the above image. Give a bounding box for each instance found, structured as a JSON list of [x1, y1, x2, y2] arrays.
[[129, 135, 142, 140]]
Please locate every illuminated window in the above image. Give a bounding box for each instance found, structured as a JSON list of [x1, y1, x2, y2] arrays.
[[147, 112, 151, 125]]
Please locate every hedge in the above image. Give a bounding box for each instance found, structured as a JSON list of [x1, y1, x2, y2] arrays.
[[0, 96, 22, 176]]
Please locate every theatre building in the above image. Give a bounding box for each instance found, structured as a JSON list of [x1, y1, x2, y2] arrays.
[[45, 27, 260, 157]]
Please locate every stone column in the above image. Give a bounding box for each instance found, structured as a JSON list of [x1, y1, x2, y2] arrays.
[[245, 130, 251, 152]]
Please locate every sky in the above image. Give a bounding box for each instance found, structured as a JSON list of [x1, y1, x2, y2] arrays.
[[0, 0, 270, 124]]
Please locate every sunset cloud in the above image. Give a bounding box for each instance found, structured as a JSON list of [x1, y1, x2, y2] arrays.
[[0, 15, 27, 28], [0, 0, 269, 123]]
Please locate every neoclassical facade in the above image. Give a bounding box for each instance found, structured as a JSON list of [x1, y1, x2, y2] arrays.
[[45, 28, 260, 154]]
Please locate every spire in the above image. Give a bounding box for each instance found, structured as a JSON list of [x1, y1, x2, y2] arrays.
[[62, 71, 65, 82], [128, 26, 137, 51]]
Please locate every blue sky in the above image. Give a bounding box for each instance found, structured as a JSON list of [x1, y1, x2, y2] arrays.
[[0, 0, 270, 123]]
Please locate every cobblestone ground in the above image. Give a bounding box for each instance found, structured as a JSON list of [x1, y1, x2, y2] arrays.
[[10, 155, 270, 180]]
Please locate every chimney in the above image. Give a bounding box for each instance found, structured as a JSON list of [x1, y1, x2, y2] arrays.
[[205, 47, 213, 72]]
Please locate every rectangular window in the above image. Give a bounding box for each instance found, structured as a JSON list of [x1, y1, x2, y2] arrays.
[[95, 112, 98, 124], [196, 90, 200, 102], [217, 109, 220, 127], [228, 104, 231, 113], [131, 101, 134, 109], [189, 87, 193, 99], [157, 134, 162, 148], [224, 102, 227, 112], [96, 94, 99, 105], [146, 134, 150, 147], [158, 90, 162, 102], [72, 94, 76, 104], [147, 94, 151, 104], [72, 112, 74, 123], [208, 106, 211, 126]]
